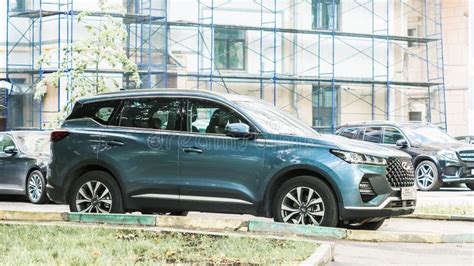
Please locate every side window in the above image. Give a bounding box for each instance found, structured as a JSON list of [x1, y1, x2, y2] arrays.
[[67, 100, 121, 125], [364, 127, 382, 143], [117, 98, 182, 131], [383, 127, 405, 145], [186, 99, 250, 135], [356, 128, 365, 140], [339, 127, 359, 139], [0, 134, 15, 153]]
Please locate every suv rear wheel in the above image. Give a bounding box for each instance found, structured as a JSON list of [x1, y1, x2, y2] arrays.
[[273, 176, 338, 227], [415, 161, 441, 191], [26, 170, 49, 204], [69, 171, 124, 213]]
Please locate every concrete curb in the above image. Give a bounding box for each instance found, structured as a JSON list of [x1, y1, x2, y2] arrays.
[[247, 220, 473, 244], [0, 211, 472, 243], [301, 243, 334, 266], [65, 213, 156, 226], [0, 211, 64, 221], [403, 213, 474, 222]]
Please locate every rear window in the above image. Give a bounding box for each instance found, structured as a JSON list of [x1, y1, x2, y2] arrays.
[[338, 127, 360, 139], [67, 100, 121, 125]]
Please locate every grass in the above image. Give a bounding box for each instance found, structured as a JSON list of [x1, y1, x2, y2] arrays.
[[0, 224, 317, 264]]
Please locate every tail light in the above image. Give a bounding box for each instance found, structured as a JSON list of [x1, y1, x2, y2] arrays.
[[51, 130, 70, 142]]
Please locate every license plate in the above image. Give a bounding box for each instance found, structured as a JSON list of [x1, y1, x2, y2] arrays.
[[401, 187, 417, 200], [471, 169, 474, 175]]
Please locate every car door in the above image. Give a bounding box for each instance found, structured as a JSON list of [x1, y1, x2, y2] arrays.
[[178, 98, 265, 214], [98, 97, 183, 211], [0, 133, 25, 193]]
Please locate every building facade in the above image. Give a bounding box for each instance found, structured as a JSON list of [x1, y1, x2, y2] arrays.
[[0, 0, 469, 136]]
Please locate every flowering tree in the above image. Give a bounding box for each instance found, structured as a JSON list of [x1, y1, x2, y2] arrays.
[[35, 0, 141, 124]]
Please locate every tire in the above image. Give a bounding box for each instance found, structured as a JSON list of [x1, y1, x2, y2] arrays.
[[26, 170, 49, 204], [466, 183, 474, 191], [68, 171, 124, 213], [339, 219, 385, 231], [273, 176, 338, 227], [415, 161, 441, 191]]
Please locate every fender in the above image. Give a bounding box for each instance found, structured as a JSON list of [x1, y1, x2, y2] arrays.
[[259, 164, 344, 217], [63, 159, 129, 207], [412, 155, 441, 172]]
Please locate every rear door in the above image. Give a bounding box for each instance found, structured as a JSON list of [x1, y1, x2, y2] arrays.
[[98, 97, 183, 211]]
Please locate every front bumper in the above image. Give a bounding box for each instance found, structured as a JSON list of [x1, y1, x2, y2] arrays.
[[334, 160, 416, 223], [440, 160, 474, 184]]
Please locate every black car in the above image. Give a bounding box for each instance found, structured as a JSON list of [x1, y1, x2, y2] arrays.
[[456, 136, 474, 145], [336, 121, 474, 191], [0, 131, 50, 203]]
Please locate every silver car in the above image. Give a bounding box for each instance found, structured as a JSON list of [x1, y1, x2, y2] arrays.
[[0, 131, 50, 203]]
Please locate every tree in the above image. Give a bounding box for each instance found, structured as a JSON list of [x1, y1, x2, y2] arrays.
[[35, 0, 141, 124]]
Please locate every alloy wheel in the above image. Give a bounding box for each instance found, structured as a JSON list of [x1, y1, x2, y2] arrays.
[[75, 181, 112, 213], [280, 186, 325, 225], [416, 163, 435, 189], [28, 173, 43, 202]]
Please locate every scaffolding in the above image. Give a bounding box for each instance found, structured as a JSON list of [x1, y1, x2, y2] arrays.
[[5, 0, 447, 132]]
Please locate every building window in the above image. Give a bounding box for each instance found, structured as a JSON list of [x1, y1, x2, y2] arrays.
[[214, 28, 246, 70], [407, 28, 417, 48], [312, 85, 340, 133], [312, 0, 340, 30]]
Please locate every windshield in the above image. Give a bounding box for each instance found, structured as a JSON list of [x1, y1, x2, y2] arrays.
[[235, 100, 320, 138], [14, 132, 50, 155], [402, 125, 456, 144]]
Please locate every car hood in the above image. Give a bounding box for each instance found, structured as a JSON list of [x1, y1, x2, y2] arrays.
[[415, 142, 474, 153], [317, 134, 410, 158]]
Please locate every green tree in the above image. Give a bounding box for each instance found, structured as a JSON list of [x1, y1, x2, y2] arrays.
[[35, 0, 141, 124]]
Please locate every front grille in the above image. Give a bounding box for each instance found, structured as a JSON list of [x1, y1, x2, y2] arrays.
[[458, 151, 474, 162], [386, 157, 415, 188]]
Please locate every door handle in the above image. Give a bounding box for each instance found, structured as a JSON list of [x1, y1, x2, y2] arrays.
[[106, 140, 125, 147], [182, 147, 203, 153]]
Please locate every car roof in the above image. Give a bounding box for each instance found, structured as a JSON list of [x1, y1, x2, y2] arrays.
[[77, 89, 258, 105], [337, 120, 432, 129]]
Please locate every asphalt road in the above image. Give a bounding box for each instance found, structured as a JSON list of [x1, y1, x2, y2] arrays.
[[329, 241, 474, 265]]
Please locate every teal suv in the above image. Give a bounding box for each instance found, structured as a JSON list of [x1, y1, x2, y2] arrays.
[[47, 90, 416, 230]]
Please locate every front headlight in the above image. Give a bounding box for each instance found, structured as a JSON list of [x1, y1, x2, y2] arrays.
[[437, 150, 459, 162], [331, 150, 387, 166]]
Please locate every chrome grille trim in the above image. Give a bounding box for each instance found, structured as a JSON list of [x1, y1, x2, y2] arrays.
[[458, 151, 474, 162]]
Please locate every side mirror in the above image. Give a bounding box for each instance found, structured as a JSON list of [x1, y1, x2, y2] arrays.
[[3, 146, 18, 155], [225, 123, 254, 139], [396, 139, 408, 148]]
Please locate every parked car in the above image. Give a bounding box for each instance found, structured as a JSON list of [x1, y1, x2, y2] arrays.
[[336, 121, 474, 191], [456, 136, 474, 145], [47, 90, 416, 230], [0, 130, 50, 203]]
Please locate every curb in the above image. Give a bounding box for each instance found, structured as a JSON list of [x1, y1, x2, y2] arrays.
[[0, 211, 472, 243], [301, 243, 334, 266], [403, 213, 474, 222], [247, 220, 473, 244], [0, 211, 64, 221]]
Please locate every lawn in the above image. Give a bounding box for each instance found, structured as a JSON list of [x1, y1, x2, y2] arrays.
[[0, 224, 317, 264]]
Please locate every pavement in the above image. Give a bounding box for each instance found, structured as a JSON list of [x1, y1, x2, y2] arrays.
[[329, 241, 474, 265]]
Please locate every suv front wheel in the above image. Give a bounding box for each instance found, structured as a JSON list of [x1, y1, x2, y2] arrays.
[[415, 161, 441, 191], [69, 171, 124, 213], [273, 176, 338, 227]]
